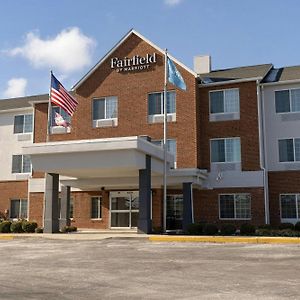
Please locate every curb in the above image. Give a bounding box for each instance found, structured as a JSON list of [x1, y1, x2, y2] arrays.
[[0, 235, 14, 240], [148, 235, 300, 244]]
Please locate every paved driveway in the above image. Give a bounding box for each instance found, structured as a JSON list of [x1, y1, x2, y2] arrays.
[[0, 238, 299, 299]]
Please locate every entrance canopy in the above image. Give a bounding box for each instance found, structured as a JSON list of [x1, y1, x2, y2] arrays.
[[23, 136, 207, 190]]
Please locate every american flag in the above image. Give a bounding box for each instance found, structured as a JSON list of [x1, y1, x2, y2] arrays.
[[50, 73, 78, 116]]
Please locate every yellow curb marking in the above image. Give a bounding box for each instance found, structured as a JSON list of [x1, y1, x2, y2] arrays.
[[149, 236, 300, 244], [0, 235, 14, 240]]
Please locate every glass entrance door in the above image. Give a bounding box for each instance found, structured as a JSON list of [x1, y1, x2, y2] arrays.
[[166, 195, 183, 231], [110, 191, 139, 228]]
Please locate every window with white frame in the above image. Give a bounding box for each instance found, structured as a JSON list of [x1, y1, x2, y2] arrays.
[[14, 114, 33, 134], [211, 138, 241, 163], [280, 194, 300, 219], [152, 139, 177, 166], [12, 155, 31, 174], [148, 91, 176, 116], [275, 89, 300, 113], [10, 199, 28, 219], [210, 89, 239, 114], [93, 97, 118, 120], [51, 106, 71, 127], [91, 196, 102, 219], [278, 138, 300, 162], [219, 194, 251, 219]]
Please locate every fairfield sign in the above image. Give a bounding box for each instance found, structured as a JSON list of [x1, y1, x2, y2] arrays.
[[111, 53, 157, 72]]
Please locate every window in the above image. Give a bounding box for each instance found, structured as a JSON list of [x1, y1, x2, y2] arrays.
[[211, 138, 241, 163], [275, 89, 300, 113], [219, 194, 251, 219], [280, 194, 300, 219], [278, 138, 300, 162], [148, 91, 176, 116], [91, 196, 102, 219], [51, 106, 71, 127], [210, 89, 239, 114], [10, 199, 28, 219], [152, 139, 177, 166], [12, 155, 31, 174], [14, 114, 33, 134], [93, 97, 118, 120]]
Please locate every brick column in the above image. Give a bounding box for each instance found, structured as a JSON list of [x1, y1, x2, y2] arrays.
[[182, 182, 193, 232], [44, 173, 60, 233], [138, 154, 152, 234], [59, 185, 71, 230]]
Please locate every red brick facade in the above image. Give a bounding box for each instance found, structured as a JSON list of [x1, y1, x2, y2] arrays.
[[268, 171, 300, 226]]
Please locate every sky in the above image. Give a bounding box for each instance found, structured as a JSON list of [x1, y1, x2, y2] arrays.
[[0, 0, 299, 98]]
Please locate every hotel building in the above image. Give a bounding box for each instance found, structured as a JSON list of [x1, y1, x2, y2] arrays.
[[1, 30, 300, 233]]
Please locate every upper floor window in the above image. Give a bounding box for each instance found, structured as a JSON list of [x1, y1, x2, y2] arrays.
[[148, 91, 176, 123], [152, 139, 177, 167], [91, 196, 102, 219], [280, 194, 300, 220], [93, 96, 118, 127], [278, 138, 300, 162], [10, 199, 28, 219], [275, 89, 300, 113], [51, 106, 71, 127], [12, 155, 31, 174], [14, 114, 33, 134], [210, 137, 241, 163], [210, 89, 239, 114], [219, 194, 251, 219]]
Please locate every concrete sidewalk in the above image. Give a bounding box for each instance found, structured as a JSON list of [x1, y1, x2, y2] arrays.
[[1, 230, 300, 244]]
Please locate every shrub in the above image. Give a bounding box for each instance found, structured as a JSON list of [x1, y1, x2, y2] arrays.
[[203, 223, 218, 235], [220, 224, 236, 235], [0, 221, 12, 233], [35, 227, 43, 234], [258, 224, 273, 230], [61, 225, 77, 233], [186, 222, 206, 235], [10, 221, 24, 233], [295, 222, 300, 232], [240, 223, 256, 236], [22, 221, 38, 233], [35, 228, 42, 233], [278, 223, 294, 230]]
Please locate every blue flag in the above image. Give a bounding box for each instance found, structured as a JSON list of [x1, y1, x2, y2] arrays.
[[167, 57, 186, 91]]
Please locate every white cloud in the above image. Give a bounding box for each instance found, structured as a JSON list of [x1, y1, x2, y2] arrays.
[[7, 27, 96, 74], [164, 0, 183, 6], [3, 78, 27, 98]]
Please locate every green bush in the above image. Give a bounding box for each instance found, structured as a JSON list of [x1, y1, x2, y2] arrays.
[[186, 222, 206, 235], [220, 224, 236, 235], [278, 223, 294, 230], [61, 225, 77, 233], [295, 222, 300, 232], [0, 221, 12, 233], [22, 221, 38, 233], [35, 227, 43, 234], [203, 223, 218, 235], [258, 224, 273, 230], [240, 223, 256, 236], [10, 221, 24, 233]]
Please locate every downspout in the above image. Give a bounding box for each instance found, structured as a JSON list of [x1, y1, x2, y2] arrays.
[[256, 80, 270, 224]]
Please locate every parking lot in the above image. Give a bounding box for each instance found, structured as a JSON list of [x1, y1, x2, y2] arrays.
[[0, 238, 299, 299]]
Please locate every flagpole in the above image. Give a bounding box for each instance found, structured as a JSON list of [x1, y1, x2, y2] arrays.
[[163, 49, 168, 233], [46, 70, 53, 143]]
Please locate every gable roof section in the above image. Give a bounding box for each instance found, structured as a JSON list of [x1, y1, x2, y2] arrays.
[[199, 64, 273, 84], [72, 29, 197, 91]]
